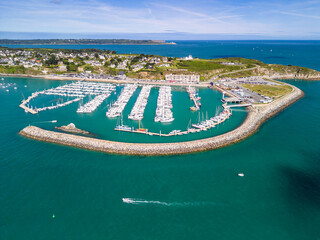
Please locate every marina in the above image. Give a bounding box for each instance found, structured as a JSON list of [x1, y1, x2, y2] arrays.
[[36, 97, 82, 112], [19, 82, 303, 155], [115, 103, 232, 137], [2, 39, 320, 240], [106, 84, 138, 118], [19, 81, 116, 114], [128, 85, 152, 120], [187, 86, 201, 111], [16, 78, 245, 141], [77, 93, 111, 113], [154, 86, 174, 123]]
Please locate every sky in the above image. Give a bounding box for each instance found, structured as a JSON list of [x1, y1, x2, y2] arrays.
[[1, 0, 320, 39]]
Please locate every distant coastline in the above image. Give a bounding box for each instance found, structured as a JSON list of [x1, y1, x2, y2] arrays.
[[0, 39, 177, 45]]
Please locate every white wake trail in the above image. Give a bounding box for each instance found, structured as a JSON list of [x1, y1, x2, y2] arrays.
[[122, 198, 219, 207]]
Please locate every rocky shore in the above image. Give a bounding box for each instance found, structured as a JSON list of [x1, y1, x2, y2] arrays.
[[55, 123, 91, 135], [19, 83, 304, 156]]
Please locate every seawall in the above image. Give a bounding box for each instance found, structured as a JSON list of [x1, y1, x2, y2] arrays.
[[19, 84, 304, 156]]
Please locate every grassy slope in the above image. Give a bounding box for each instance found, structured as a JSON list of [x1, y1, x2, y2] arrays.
[[242, 84, 293, 98], [1, 56, 319, 80], [0, 65, 41, 75]]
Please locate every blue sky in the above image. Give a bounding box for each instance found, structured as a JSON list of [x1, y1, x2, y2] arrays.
[[1, 0, 320, 39]]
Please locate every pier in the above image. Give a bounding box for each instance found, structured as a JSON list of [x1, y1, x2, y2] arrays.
[[19, 81, 116, 114], [222, 97, 242, 103], [106, 84, 137, 118], [128, 85, 152, 120], [227, 103, 252, 108], [77, 93, 111, 113], [19, 102, 38, 114], [187, 86, 201, 111], [115, 105, 231, 137], [154, 86, 174, 122]]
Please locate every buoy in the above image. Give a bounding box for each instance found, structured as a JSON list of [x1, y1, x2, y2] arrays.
[[52, 214, 56, 219], [238, 173, 244, 177]]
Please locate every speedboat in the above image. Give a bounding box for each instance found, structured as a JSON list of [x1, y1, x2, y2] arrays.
[[122, 198, 134, 203]]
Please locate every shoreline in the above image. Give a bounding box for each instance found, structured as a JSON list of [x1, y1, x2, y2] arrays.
[[2, 72, 320, 83], [19, 82, 304, 156], [0, 43, 176, 46], [0, 73, 209, 88], [2, 73, 320, 88]]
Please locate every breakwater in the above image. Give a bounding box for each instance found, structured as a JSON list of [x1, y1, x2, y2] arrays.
[[19, 84, 303, 156]]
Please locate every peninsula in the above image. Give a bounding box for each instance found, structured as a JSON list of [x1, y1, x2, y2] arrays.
[[0, 39, 176, 45], [3, 46, 317, 155], [0, 46, 319, 81]]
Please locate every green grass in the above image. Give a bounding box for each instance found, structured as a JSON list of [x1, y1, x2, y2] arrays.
[[175, 60, 224, 72], [241, 84, 292, 98], [0, 65, 41, 75], [174, 58, 259, 74]]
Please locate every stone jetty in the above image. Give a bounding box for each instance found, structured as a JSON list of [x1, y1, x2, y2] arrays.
[[19, 84, 303, 156]]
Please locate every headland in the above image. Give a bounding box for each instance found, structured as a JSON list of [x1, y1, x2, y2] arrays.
[[1, 46, 320, 82], [0, 39, 176, 45], [2, 45, 312, 155]]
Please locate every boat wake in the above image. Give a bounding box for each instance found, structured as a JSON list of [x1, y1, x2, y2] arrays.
[[122, 198, 218, 207]]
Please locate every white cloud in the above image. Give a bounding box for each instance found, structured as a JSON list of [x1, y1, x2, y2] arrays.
[[0, 0, 319, 38], [278, 11, 320, 20]]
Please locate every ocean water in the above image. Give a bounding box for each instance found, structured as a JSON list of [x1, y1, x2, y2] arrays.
[[4, 40, 320, 70], [1, 41, 320, 240]]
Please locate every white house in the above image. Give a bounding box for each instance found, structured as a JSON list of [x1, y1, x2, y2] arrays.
[[165, 74, 200, 83]]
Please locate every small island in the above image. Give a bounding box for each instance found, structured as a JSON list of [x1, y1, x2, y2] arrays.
[[55, 123, 91, 135]]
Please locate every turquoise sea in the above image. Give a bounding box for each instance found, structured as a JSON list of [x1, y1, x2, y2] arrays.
[[1, 41, 320, 239]]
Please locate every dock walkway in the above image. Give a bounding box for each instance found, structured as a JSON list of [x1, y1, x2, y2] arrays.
[[19, 103, 38, 114]]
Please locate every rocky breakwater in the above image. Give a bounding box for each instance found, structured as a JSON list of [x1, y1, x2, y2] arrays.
[[55, 123, 92, 135], [19, 83, 304, 156]]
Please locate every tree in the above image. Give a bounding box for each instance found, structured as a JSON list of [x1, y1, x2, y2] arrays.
[[67, 63, 77, 72], [45, 55, 58, 66], [131, 56, 140, 65]]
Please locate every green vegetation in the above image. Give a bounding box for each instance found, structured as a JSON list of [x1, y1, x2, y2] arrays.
[[0, 65, 41, 75], [242, 84, 293, 98], [175, 60, 224, 72], [0, 45, 319, 81], [221, 69, 259, 78], [45, 55, 59, 66], [221, 57, 265, 66]]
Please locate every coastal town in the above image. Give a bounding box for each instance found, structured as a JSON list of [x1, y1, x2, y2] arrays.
[[1, 46, 313, 106], [0, 46, 317, 151], [2, 46, 320, 84], [0, 46, 176, 78], [3, 0, 320, 238]]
